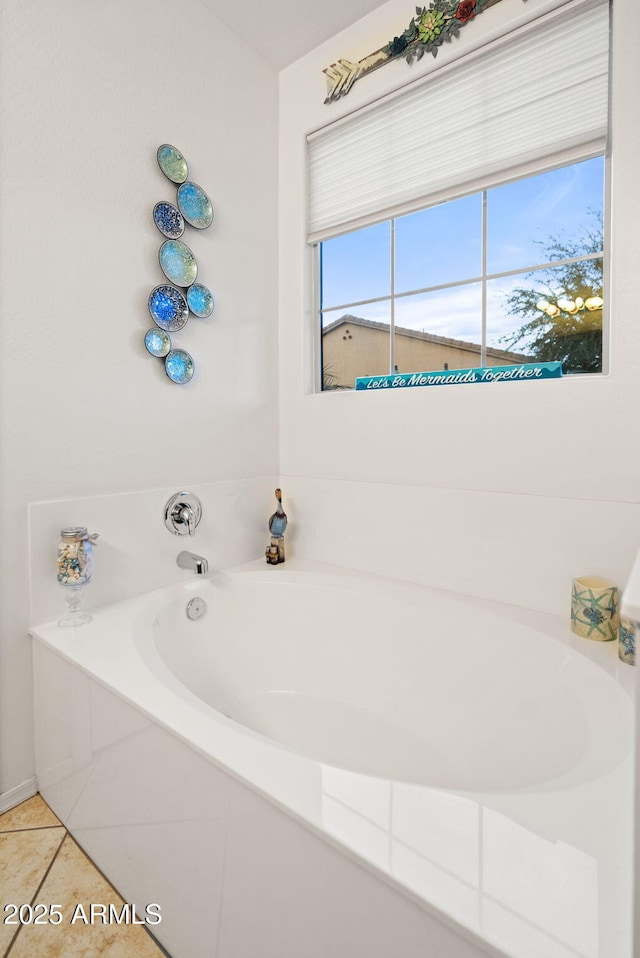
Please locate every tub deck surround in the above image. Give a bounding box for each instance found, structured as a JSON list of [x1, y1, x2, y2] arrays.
[[31, 559, 634, 958]]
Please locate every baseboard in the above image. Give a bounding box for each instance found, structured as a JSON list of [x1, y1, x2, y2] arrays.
[[0, 777, 38, 814]]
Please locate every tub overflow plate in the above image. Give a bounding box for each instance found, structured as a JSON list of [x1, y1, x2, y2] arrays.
[[186, 597, 207, 620]]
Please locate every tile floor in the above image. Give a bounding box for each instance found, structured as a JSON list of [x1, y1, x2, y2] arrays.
[[0, 794, 170, 957]]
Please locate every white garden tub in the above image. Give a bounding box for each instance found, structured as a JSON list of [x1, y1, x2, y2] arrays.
[[32, 560, 634, 958]]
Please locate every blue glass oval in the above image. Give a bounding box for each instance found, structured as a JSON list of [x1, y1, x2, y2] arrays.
[[157, 144, 188, 184], [158, 240, 198, 287], [145, 328, 171, 357], [177, 181, 213, 229], [186, 283, 214, 318], [153, 201, 184, 239], [148, 285, 189, 331], [165, 349, 195, 384]]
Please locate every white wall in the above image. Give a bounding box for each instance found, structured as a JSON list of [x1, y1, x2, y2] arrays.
[[279, 3, 640, 950], [278, 0, 640, 614], [0, 0, 279, 800]]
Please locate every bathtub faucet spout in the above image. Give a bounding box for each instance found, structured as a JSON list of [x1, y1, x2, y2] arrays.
[[177, 551, 209, 575]]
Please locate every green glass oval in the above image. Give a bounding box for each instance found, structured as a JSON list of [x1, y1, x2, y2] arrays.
[[157, 144, 188, 184], [158, 240, 198, 287]]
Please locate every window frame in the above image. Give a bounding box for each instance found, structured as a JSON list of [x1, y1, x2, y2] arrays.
[[314, 151, 610, 392]]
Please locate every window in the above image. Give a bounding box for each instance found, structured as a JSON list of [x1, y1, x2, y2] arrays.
[[320, 156, 605, 389], [308, 0, 609, 392]]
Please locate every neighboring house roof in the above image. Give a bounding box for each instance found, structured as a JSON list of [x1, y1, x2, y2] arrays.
[[323, 314, 532, 363]]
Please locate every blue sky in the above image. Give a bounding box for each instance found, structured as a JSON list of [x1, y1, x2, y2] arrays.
[[321, 156, 604, 347]]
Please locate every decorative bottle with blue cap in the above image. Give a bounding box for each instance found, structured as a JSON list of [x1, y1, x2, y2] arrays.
[[266, 489, 287, 564]]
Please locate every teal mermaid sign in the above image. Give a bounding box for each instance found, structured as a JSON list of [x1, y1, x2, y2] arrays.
[[355, 362, 563, 391]]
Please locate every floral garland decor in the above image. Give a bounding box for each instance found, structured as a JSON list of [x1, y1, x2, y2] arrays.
[[386, 0, 492, 63], [323, 0, 502, 103]]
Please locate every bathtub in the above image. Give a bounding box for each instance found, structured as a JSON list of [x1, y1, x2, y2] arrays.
[[31, 559, 634, 958]]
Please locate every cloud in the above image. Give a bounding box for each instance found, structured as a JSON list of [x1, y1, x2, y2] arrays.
[[394, 286, 482, 341], [323, 273, 542, 351]]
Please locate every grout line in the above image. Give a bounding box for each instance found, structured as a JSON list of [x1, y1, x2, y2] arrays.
[[0, 825, 64, 835], [144, 926, 174, 958], [37, 795, 63, 826], [27, 831, 68, 904], [64, 832, 131, 901], [212, 787, 233, 958], [3, 825, 67, 958], [480, 890, 587, 958], [3, 916, 22, 956], [278, 472, 640, 506], [67, 833, 174, 958], [2, 800, 172, 958]]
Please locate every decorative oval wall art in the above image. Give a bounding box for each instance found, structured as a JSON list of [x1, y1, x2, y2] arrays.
[[165, 348, 195, 384], [148, 284, 189, 331], [148, 144, 216, 384], [186, 283, 214, 318], [144, 327, 172, 357], [157, 144, 188, 183], [177, 181, 213, 229], [153, 201, 185, 239], [158, 239, 198, 287]]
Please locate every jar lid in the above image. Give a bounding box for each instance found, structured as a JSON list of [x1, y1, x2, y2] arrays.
[[60, 527, 88, 540]]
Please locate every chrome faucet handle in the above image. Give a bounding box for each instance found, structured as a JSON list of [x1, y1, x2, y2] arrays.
[[180, 505, 196, 536], [164, 492, 202, 537]]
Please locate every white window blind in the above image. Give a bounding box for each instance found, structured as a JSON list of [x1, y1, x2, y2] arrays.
[[307, 0, 609, 243]]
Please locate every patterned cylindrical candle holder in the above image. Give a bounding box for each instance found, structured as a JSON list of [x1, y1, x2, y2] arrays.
[[619, 616, 636, 665], [570, 576, 618, 641]]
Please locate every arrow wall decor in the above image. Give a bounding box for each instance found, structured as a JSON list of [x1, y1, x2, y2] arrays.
[[323, 0, 505, 104]]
